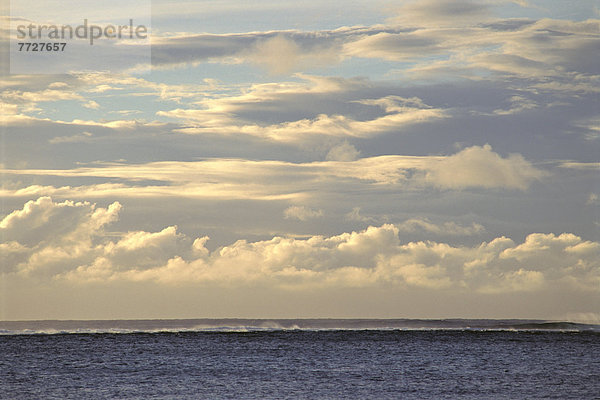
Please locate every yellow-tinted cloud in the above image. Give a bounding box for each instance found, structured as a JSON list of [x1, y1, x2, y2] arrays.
[[3, 198, 597, 293]]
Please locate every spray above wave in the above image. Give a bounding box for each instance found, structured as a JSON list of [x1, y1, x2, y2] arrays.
[[1, 319, 599, 335]]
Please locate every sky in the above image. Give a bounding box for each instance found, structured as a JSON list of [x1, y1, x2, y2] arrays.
[[1, 0, 599, 321]]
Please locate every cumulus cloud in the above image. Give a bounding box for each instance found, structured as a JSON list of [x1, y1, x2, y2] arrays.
[[0, 197, 120, 247], [0, 197, 121, 276], [425, 144, 545, 190], [2, 198, 597, 294]]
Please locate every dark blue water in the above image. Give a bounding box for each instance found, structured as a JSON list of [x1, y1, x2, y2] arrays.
[[1, 320, 599, 399]]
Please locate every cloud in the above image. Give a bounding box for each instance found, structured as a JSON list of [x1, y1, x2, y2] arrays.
[[0, 197, 120, 247], [396, 218, 485, 236], [339, 17, 600, 96], [1, 88, 84, 104], [574, 116, 600, 141], [0, 72, 216, 120], [146, 16, 600, 90], [343, 31, 441, 61], [244, 35, 341, 75], [425, 144, 545, 190], [150, 29, 347, 72], [284, 206, 323, 221], [390, 0, 492, 27], [491, 95, 537, 115], [345, 207, 378, 223], [247, 35, 302, 74], [558, 161, 600, 170], [161, 76, 448, 142], [465, 19, 600, 80], [326, 142, 360, 161], [3, 198, 598, 293], [0, 145, 546, 204], [149, 17, 600, 89], [0, 197, 121, 276], [83, 100, 100, 109], [48, 131, 94, 144]]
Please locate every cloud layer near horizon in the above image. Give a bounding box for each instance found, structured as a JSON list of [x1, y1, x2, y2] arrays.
[[2, 198, 598, 295]]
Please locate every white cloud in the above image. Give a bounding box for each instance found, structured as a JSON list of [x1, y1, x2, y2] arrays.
[[342, 17, 600, 96], [1, 88, 84, 104], [425, 144, 545, 190], [3, 198, 597, 294], [0, 197, 121, 276], [343, 31, 441, 61], [48, 131, 93, 144], [150, 29, 347, 72], [144, 17, 597, 91], [284, 206, 323, 221], [0, 196, 120, 246], [83, 100, 100, 109], [162, 76, 447, 142], [0, 145, 546, 203], [326, 142, 360, 161], [244, 35, 341, 75], [559, 162, 600, 170]]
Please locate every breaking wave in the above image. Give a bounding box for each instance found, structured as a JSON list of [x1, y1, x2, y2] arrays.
[[1, 319, 599, 335]]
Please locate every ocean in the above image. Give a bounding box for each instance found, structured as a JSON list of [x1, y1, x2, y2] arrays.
[[1, 319, 599, 399]]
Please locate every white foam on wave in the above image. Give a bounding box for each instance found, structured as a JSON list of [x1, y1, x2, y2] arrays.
[[1, 319, 598, 335]]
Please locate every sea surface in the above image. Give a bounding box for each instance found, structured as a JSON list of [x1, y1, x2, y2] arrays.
[[1, 319, 599, 399]]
